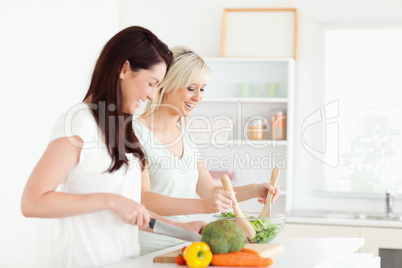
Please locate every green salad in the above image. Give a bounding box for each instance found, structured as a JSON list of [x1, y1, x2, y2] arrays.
[[218, 212, 282, 243]]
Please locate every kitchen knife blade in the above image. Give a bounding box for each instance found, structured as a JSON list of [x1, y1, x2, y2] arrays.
[[149, 218, 202, 242]]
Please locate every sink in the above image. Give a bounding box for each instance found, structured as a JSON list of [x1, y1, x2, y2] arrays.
[[357, 213, 402, 221], [289, 210, 402, 222]]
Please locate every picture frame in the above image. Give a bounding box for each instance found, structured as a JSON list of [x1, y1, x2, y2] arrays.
[[221, 8, 298, 58]]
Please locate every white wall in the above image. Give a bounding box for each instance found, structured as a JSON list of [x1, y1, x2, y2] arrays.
[[2, 0, 402, 267], [0, 0, 119, 267], [119, 0, 295, 57]]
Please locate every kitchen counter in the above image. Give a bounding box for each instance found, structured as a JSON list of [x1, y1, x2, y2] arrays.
[[105, 237, 368, 268]]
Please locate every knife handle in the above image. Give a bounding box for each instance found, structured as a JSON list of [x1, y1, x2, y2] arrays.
[[149, 218, 156, 228]]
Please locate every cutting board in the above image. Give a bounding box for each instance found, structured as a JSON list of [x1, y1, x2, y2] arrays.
[[153, 243, 284, 263]]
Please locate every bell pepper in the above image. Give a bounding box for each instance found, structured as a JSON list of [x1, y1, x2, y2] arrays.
[[183, 242, 213, 268]]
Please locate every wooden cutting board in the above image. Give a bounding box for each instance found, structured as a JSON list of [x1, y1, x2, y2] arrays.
[[153, 243, 284, 263]]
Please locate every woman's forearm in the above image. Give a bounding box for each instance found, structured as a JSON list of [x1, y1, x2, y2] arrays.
[[141, 191, 205, 216], [21, 191, 117, 218], [227, 184, 258, 202]]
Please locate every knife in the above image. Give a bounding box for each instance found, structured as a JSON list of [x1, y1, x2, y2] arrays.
[[149, 218, 202, 242]]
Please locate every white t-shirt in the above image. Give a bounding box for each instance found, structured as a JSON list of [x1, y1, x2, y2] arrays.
[[132, 119, 200, 255], [50, 103, 142, 267]]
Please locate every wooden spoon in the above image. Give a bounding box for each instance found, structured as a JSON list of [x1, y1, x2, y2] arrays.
[[220, 174, 256, 240], [259, 167, 280, 218]]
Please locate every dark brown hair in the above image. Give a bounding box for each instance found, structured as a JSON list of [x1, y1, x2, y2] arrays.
[[84, 26, 173, 172]]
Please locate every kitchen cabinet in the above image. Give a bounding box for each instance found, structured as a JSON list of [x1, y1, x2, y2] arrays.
[[190, 57, 295, 213], [360, 227, 402, 255], [280, 222, 402, 257]]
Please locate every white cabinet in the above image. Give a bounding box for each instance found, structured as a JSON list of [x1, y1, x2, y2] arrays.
[[280, 223, 402, 258], [360, 227, 402, 255], [190, 57, 295, 213]]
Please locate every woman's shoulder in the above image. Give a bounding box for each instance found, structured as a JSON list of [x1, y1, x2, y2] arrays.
[[133, 116, 148, 126], [132, 116, 153, 146], [57, 103, 96, 122], [63, 103, 98, 131], [133, 116, 153, 135], [50, 103, 98, 143]]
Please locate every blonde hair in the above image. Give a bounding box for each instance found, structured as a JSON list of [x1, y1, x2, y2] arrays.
[[142, 46, 211, 117]]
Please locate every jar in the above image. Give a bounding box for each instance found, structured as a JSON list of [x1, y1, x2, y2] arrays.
[[248, 119, 265, 140], [270, 110, 286, 140]]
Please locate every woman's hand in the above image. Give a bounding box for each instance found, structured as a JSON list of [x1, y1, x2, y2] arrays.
[[202, 190, 237, 213], [177, 220, 207, 234], [256, 183, 280, 204], [110, 195, 151, 229]]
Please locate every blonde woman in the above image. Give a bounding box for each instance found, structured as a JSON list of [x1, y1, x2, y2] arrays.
[[133, 46, 280, 255]]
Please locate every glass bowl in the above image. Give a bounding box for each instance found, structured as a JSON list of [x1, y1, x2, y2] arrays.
[[213, 212, 287, 244]]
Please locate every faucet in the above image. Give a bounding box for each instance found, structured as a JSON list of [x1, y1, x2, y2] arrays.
[[386, 188, 395, 218]]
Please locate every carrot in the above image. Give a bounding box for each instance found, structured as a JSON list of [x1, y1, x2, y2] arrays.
[[211, 252, 274, 267], [240, 247, 260, 256]]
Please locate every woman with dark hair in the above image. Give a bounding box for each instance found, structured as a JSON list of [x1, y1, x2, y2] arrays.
[[21, 26, 206, 267]]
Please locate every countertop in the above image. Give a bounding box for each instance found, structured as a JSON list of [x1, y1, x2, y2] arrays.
[[105, 237, 366, 268]]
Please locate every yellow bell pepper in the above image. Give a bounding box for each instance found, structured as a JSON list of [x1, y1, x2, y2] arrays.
[[183, 242, 212, 268]]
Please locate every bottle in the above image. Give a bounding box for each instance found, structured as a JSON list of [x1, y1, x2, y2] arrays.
[[271, 110, 286, 140], [249, 119, 265, 140]]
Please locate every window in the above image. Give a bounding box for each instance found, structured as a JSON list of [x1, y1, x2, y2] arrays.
[[323, 28, 402, 194]]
